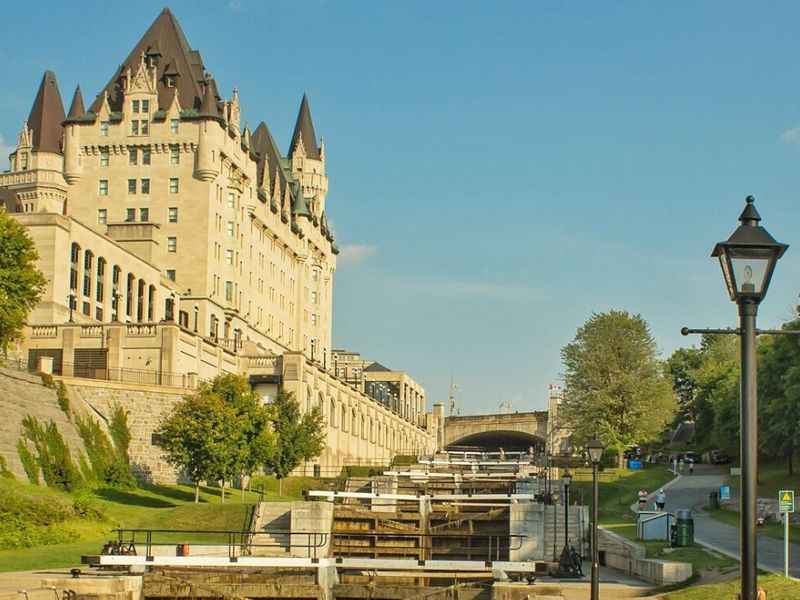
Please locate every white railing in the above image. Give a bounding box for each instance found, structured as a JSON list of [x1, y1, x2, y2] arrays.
[[126, 324, 157, 337], [30, 325, 58, 338], [80, 325, 103, 337]]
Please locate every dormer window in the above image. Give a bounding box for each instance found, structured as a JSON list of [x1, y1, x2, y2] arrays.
[[166, 76, 175, 88], [20, 153, 28, 170]]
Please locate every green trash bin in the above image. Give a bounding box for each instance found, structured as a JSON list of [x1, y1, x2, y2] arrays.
[[674, 509, 694, 547]]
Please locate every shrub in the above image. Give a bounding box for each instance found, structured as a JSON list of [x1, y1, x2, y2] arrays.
[[38, 372, 55, 388], [0, 456, 14, 479], [75, 414, 135, 488], [16, 440, 39, 484], [21, 415, 82, 491], [108, 404, 131, 462], [55, 381, 70, 416]]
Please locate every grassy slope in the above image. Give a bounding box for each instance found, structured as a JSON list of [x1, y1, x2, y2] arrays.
[[572, 466, 736, 575], [709, 461, 800, 542], [0, 478, 305, 573], [663, 573, 800, 599]]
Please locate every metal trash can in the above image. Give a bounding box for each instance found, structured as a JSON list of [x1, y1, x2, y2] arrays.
[[709, 491, 720, 510], [673, 509, 694, 547]]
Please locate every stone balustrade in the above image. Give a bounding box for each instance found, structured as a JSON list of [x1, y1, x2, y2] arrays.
[[80, 325, 103, 337], [31, 325, 58, 338], [126, 324, 157, 337]]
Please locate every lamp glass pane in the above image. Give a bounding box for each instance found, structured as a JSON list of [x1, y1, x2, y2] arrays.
[[730, 254, 770, 295], [718, 255, 735, 299], [588, 446, 603, 463]]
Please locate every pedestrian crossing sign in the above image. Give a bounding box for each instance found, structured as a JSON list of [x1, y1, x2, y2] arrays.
[[779, 490, 795, 513]]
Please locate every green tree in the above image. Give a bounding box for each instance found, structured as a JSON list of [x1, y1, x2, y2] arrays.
[[0, 209, 46, 353], [665, 347, 703, 423], [561, 310, 676, 462], [266, 390, 325, 495], [203, 374, 275, 499], [155, 392, 240, 503], [759, 318, 800, 474]]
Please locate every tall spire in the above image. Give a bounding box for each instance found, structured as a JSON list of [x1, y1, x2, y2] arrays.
[[27, 71, 66, 154], [65, 85, 86, 122], [88, 8, 208, 113], [289, 93, 320, 159]]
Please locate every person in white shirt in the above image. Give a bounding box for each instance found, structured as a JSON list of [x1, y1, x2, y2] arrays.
[[655, 489, 666, 511]]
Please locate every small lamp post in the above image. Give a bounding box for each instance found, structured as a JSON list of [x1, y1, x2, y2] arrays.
[[711, 196, 787, 600], [67, 293, 76, 323], [557, 469, 577, 576], [587, 438, 605, 600]]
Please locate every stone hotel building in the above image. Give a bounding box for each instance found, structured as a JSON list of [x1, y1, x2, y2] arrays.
[[0, 8, 438, 472]]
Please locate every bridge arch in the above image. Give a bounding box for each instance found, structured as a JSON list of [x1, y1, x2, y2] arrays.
[[443, 411, 548, 452], [446, 429, 545, 452]]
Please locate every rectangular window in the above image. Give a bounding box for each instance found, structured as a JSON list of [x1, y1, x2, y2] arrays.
[[129, 147, 138, 165], [100, 148, 109, 167], [170, 146, 179, 165], [98, 209, 107, 224], [125, 208, 135, 222], [141, 178, 150, 194], [311, 291, 317, 304], [167, 237, 177, 252], [141, 120, 149, 135], [225, 249, 234, 265], [142, 147, 151, 165], [99, 180, 108, 195], [166, 270, 176, 282], [20, 153, 28, 170], [170, 119, 179, 134], [100, 121, 109, 136], [141, 99, 149, 113], [140, 208, 149, 222], [132, 100, 140, 113], [225, 281, 234, 302], [168, 207, 178, 223], [131, 120, 139, 136], [169, 178, 179, 193], [128, 179, 136, 194], [227, 192, 235, 208], [226, 221, 234, 237]]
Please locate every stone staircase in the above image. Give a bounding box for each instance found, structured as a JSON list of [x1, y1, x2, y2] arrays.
[[248, 502, 293, 556], [0, 366, 86, 480]]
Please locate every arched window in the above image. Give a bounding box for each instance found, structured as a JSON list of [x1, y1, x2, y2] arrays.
[[95, 258, 105, 320], [330, 398, 336, 427], [361, 415, 366, 440], [306, 386, 313, 414], [137, 279, 145, 322], [82, 250, 93, 300], [352, 409, 358, 437], [147, 285, 156, 321], [126, 273, 135, 318], [341, 405, 347, 432]]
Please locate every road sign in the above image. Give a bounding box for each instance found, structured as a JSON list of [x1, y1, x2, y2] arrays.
[[779, 490, 795, 513], [719, 485, 731, 501]]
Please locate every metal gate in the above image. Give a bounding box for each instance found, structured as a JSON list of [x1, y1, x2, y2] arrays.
[[73, 349, 107, 379], [27, 349, 63, 374]]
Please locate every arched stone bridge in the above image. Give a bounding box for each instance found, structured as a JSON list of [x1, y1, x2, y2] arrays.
[[443, 411, 549, 451]]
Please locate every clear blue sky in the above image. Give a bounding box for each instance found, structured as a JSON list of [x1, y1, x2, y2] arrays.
[[3, 2, 800, 414]]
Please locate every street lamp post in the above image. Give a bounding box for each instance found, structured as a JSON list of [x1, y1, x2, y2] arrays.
[[557, 469, 577, 576], [587, 438, 605, 600], [711, 196, 788, 600]]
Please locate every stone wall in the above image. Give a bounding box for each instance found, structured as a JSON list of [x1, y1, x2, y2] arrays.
[[598, 527, 692, 586], [510, 504, 588, 561], [0, 366, 86, 480], [63, 376, 187, 483]]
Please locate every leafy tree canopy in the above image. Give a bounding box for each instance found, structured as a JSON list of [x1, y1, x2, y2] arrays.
[[266, 389, 325, 481], [561, 310, 676, 455], [0, 210, 46, 352]]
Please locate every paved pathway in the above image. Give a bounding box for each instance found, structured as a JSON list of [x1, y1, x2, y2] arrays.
[[657, 464, 800, 578]]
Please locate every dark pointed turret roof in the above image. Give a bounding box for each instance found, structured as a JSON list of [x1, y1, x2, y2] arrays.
[[289, 94, 320, 159], [27, 71, 66, 153], [197, 78, 221, 119], [292, 182, 311, 218], [65, 85, 86, 121], [253, 121, 290, 197], [89, 8, 208, 113]]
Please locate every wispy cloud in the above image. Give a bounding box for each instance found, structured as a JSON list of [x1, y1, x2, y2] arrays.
[[0, 134, 13, 171], [780, 127, 800, 144], [338, 244, 377, 266], [389, 277, 542, 301]]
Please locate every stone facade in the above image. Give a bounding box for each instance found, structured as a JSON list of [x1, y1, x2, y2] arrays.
[[1, 7, 438, 465]]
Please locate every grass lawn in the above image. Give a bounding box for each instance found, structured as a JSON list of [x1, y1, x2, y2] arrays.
[[662, 573, 800, 599], [725, 461, 800, 499], [0, 477, 312, 573]]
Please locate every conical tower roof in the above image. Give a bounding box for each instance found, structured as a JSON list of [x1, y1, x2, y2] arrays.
[[27, 71, 66, 153], [89, 8, 208, 113], [65, 85, 86, 122], [197, 78, 221, 119], [289, 94, 320, 159], [253, 121, 289, 196]]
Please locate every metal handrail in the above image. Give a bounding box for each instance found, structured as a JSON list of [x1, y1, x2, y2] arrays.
[[111, 528, 329, 560]]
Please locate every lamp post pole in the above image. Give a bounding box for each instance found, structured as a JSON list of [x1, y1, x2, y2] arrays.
[[587, 438, 604, 600], [740, 299, 758, 598]]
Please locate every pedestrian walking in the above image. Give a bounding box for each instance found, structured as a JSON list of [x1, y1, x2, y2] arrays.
[[688, 460, 694, 475], [637, 489, 648, 511], [655, 489, 666, 511], [678, 458, 685, 473]]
